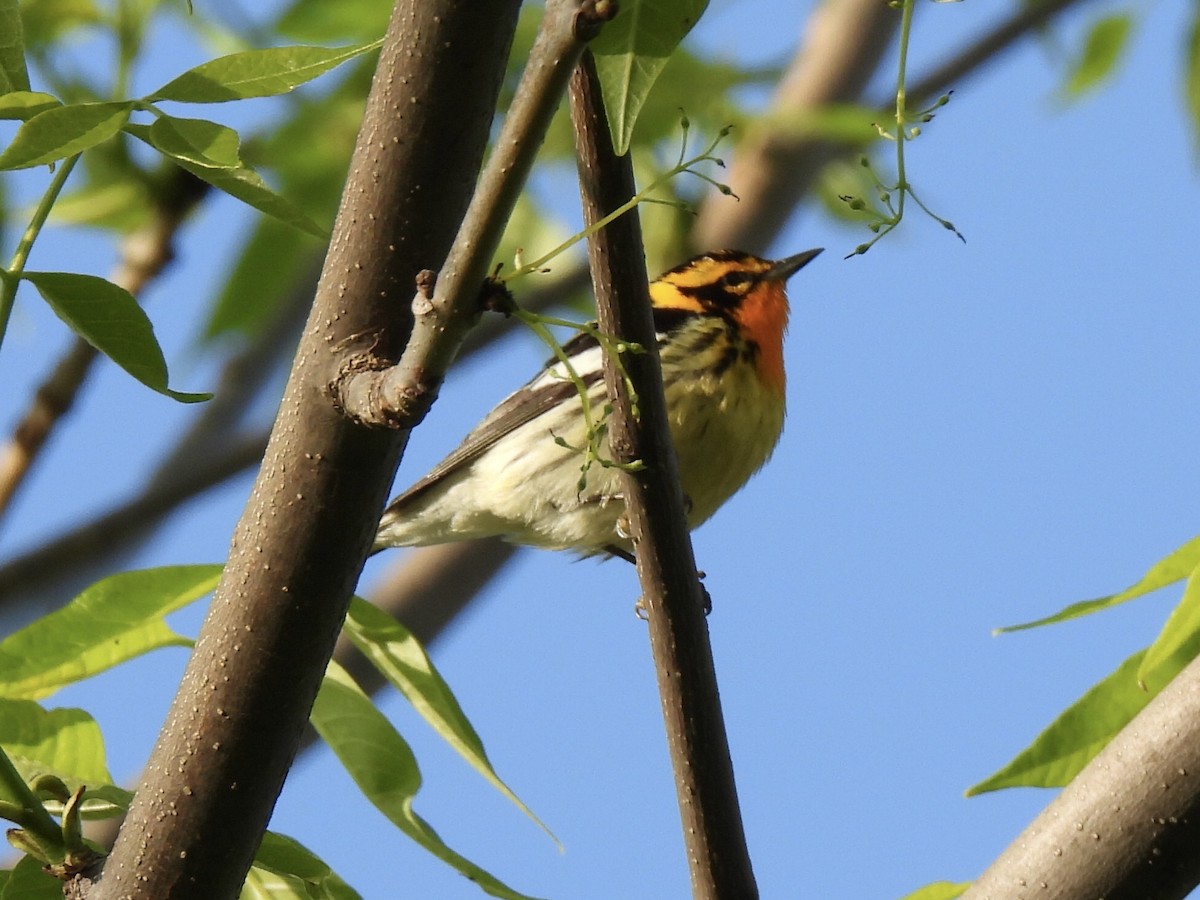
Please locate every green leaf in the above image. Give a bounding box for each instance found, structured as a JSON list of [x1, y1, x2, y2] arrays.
[[0, 91, 60, 121], [0, 855, 59, 900], [1185, 5, 1200, 155], [0, 0, 30, 93], [898, 883, 971, 900], [18, 271, 211, 402], [0, 565, 220, 700], [172, 158, 327, 238], [0, 700, 110, 785], [997, 535, 1200, 632], [18, 0, 102, 48], [129, 114, 244, 169], [203, 217, 319, 340], [968, 621, 1200, 795], [1063, 13, 1132, 98], [1138, 564, 1200, 686], [344, 599, 554, 844], [147, 41, 383, 103], [0, 101, 132, 169], [310, 663, 544, 900], [276, 0, 391, 42], [590, 0, 709, 154], [49, 172, 153, 231], [245, 832, 361, 900]]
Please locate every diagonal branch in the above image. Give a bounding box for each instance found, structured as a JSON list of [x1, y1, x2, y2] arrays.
[[93, 2, 526, 896], [962, 652, 1200, 899], [570, 52, 757, 899]]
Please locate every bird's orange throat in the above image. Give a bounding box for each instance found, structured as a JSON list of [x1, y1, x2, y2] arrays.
[[738, 281, 790, 394]]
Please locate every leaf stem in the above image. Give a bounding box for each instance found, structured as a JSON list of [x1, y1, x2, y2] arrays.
[[0, 744, 64, 861], [0, 154, 82, 353]]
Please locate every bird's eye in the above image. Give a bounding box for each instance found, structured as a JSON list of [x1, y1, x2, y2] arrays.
[[720, 270, 752, 290]]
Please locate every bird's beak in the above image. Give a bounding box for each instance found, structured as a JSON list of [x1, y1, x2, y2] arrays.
[[765, 248, 823, 282]]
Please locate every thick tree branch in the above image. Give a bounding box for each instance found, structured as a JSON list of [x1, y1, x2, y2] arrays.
[[963, 652, 1200, 899], [569, 52, 757, 900], [93, 3, 524, 897]]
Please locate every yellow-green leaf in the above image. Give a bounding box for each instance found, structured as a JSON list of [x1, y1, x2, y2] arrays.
[[0, 91, 60, 121], [0, 566, 219, 700], [310, 663, 544, 900], [18, 271, 211, 402], [1063, 13, 1132, 98], [0, 700, 110, 785], [344, 598, 554, 845], [0, 0, 30, 93], [898, 882, 971, 900], [147, 41, 383, 104], [997, 534, 1200, 632], [590, 0, 709, 154], [0, 101, 131, 169]]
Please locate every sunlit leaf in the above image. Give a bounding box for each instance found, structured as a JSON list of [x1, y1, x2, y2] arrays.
[[49, 173, 153, 231], [590, 0, 709, 154], [147, 41, 383, 103], [310, 663, 544, 900], [1185, 5, 1200, 155], [245, 832, 361, 900], [172, 158, 327, 238], [898, 883, 970, 900], [127, 115, 244, 169], [1062, 13, 1132, 98], [0, 0, 30, 93], [968, 621, 1200, 795], [344, 599, 554, 844], [0, 855, 59, 899], [0, 566, 219, 700], [0, 91, 60, 121], [17, 271, 211, 402], [18, 0, 102, 48], [0, 101, 131, 169], [1138, 565, 1200, 686], [997, 535, 1200, 632], [0, 700, 110, 785], [276, 0, 390, 42]]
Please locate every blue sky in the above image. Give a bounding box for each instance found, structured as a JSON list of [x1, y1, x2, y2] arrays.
[[3, 1, 1200, 898]]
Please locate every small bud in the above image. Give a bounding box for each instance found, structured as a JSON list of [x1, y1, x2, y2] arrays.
[[845, 197, 866, 211], [909, 126, 921, 138], [719, 124, 734, 137], [854, 243, 870, 255], [713, 157, 725, 167], [717, 183, 733, 196]]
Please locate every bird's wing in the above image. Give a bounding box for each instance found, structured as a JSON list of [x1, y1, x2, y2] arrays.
[[386, 332, 604, 509], [386, 308, 696, 512]]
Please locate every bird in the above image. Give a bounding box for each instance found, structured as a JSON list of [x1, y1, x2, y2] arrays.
[[372, 247, 822, 560]]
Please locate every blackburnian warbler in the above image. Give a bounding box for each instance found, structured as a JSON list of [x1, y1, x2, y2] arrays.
[[373, 248, 822, 560]]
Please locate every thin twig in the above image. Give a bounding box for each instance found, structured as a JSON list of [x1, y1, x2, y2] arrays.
[[692, 0, 897, 252], [330, 0, 614, 427], [570, 51, 757, 900]]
